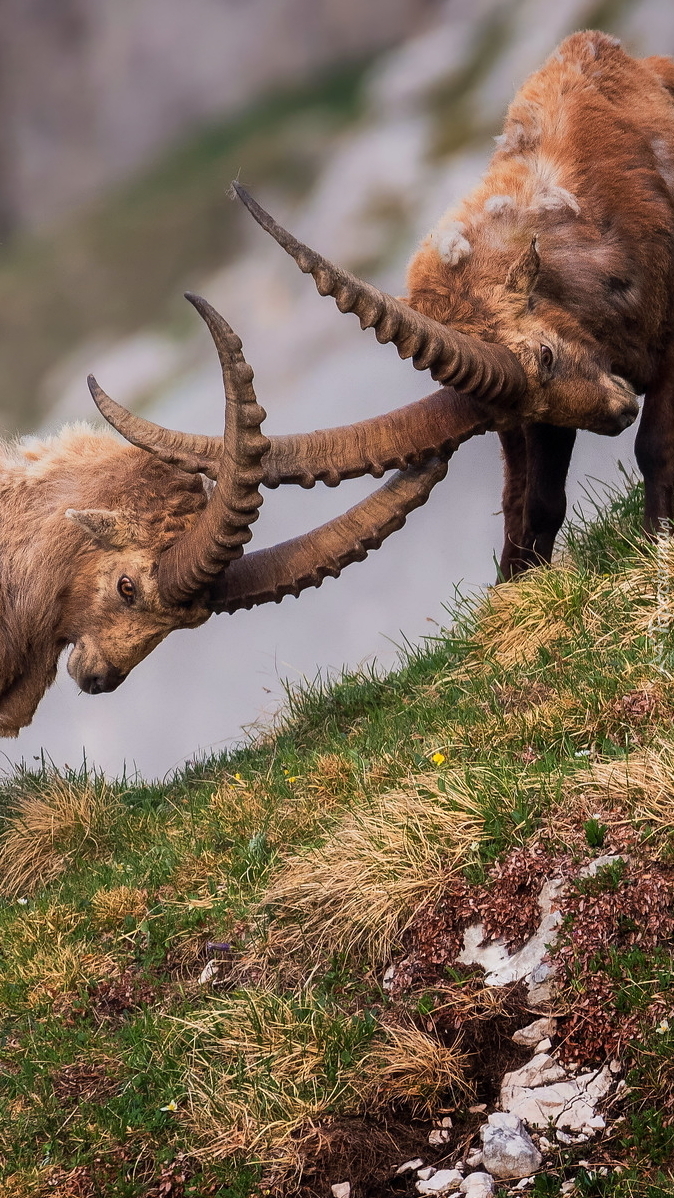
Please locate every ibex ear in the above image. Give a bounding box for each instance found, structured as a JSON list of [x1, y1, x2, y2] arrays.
[[505, 237, 540, 297], [65, 508, 137, 550]]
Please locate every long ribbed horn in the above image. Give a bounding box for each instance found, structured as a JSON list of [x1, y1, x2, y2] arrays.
[[89, 374, 492, 489], [208, 457, 448, 613], [232, 182, 526, 404], [153, 295, 270, 605]]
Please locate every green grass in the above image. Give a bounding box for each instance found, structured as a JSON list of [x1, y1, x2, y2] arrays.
[[0, 482, 673, 1196]]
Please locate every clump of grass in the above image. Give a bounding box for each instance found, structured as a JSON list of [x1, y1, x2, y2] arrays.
[[90, 885, 148, 928], [0, 779, 119, 898], [258, 774, 486, 965], [367, 1021, 472, 1112]]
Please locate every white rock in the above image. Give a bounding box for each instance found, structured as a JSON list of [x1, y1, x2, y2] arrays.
[[480, 1113, 542, 1180], [465, 1149, 483, 1168], [560, 1183, 575, 1194], [331, 1185, 350, 1198], [610, 1059, 621, 1073], [515, 1180, 533, 1191], [441, 1116, 454, 1128], [538, 1137, 553, 1153], [429, 1129, 451, 1146], [457, 879, 564, 989], [459, 1172, 494, 1196], [512, 1018, 557, 1047], [383, 965, 396, 990], [535, 1038, 552, 1053], [578, 855, 625, 878], [501, 1059, 613, 1130], [418, 1167, 437, 1180], [416, 1169, 464, 1194], [396, 1159, 424, 1175]]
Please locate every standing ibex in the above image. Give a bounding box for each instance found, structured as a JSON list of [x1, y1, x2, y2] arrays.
[[130, 29, 669, 581]]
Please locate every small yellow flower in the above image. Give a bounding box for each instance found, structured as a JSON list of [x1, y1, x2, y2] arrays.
[[431, 752, 446, 766], [287, 776, 298, 783], [160, 1099, 178, 1112], [234, 773, 242, 781]]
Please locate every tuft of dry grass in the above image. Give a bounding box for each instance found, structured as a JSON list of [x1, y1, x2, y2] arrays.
[[90, 885, 148, 928], [256, 774, 485, 965], [466, 568, 587, 669], [367, 1022, 471, 1112], [0, 780, 119, 898], [577, 739, 674, 853]]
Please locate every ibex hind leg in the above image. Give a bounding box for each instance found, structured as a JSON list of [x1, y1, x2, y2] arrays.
[[635, 376, 674, 535]]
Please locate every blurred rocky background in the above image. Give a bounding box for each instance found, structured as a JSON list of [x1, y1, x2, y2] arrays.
[[0, 0, 671, 777]]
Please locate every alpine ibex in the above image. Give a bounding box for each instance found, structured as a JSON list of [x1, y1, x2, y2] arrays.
[[148, 29, 671, 580], [0, 292, 486, 736]]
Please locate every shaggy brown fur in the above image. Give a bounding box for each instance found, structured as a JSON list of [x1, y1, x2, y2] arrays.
[[0, 426, 209, 736], [407, 31, 674, 575]]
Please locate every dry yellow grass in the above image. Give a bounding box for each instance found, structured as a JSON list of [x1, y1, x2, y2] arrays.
[[466, 568, 587, 669], [257, 773, 485, 965], [90, 885, 148, 928], [577, 739, 674, 851], [367, 1022, 471, 1112], [0, 780, 118, 898], [182, 988, 471, 1172]]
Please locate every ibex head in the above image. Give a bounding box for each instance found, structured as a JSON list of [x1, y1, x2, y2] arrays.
[[231, 185, 638, 438]]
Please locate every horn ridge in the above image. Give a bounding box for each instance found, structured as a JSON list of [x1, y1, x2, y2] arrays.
[[209, 456, 450, 613], [157, 300, 270, 605], [232, 182, 526, 404]]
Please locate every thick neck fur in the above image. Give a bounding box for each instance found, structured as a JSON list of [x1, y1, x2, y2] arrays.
[[0, 426, 206, 733], [407, 31, 674, 392]]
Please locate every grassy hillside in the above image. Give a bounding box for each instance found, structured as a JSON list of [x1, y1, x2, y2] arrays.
[[0, 482, 673, 1197]]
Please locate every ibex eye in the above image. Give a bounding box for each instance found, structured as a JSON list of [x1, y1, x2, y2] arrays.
[[117, 576, 136, 604], [540, 344, 554, 374]]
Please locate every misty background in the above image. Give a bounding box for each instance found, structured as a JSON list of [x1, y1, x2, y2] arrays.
[[0, 0, 670, 779]]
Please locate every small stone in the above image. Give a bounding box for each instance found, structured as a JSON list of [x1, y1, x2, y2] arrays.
[[587, 1114, 605, 1129], [560, 1184, 575, 1195], [538, 1137, 553, 1152], [441, 1116, 454, 1128], [396, 1160, 424, 1175], [480, 1113, 542, 1180], [331, 1184, 350, 1198], [459, 1173, 494, 1196], [197, 958, 220, 984], [609, 1059, 621, 1073], [556, 1131, 573, 1145], [535, 1038, 552, 1053], [512, 1018, 557, 1047], [465, 1149, 483, 1168], [579, 854, 625, 878], [429, 1129, 451, 1145], [515, 1180, 533, 1190], [416, 1169, 464, 1194], [469, 1104, 487, 1114], [418, 1167, 436, 1180]]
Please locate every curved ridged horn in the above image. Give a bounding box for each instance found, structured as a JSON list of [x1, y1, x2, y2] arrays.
[[136, 294, 269, 605], [209, 456, 449, 614], [232, 182, 526, 404], [89, 374, 491, 489]]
